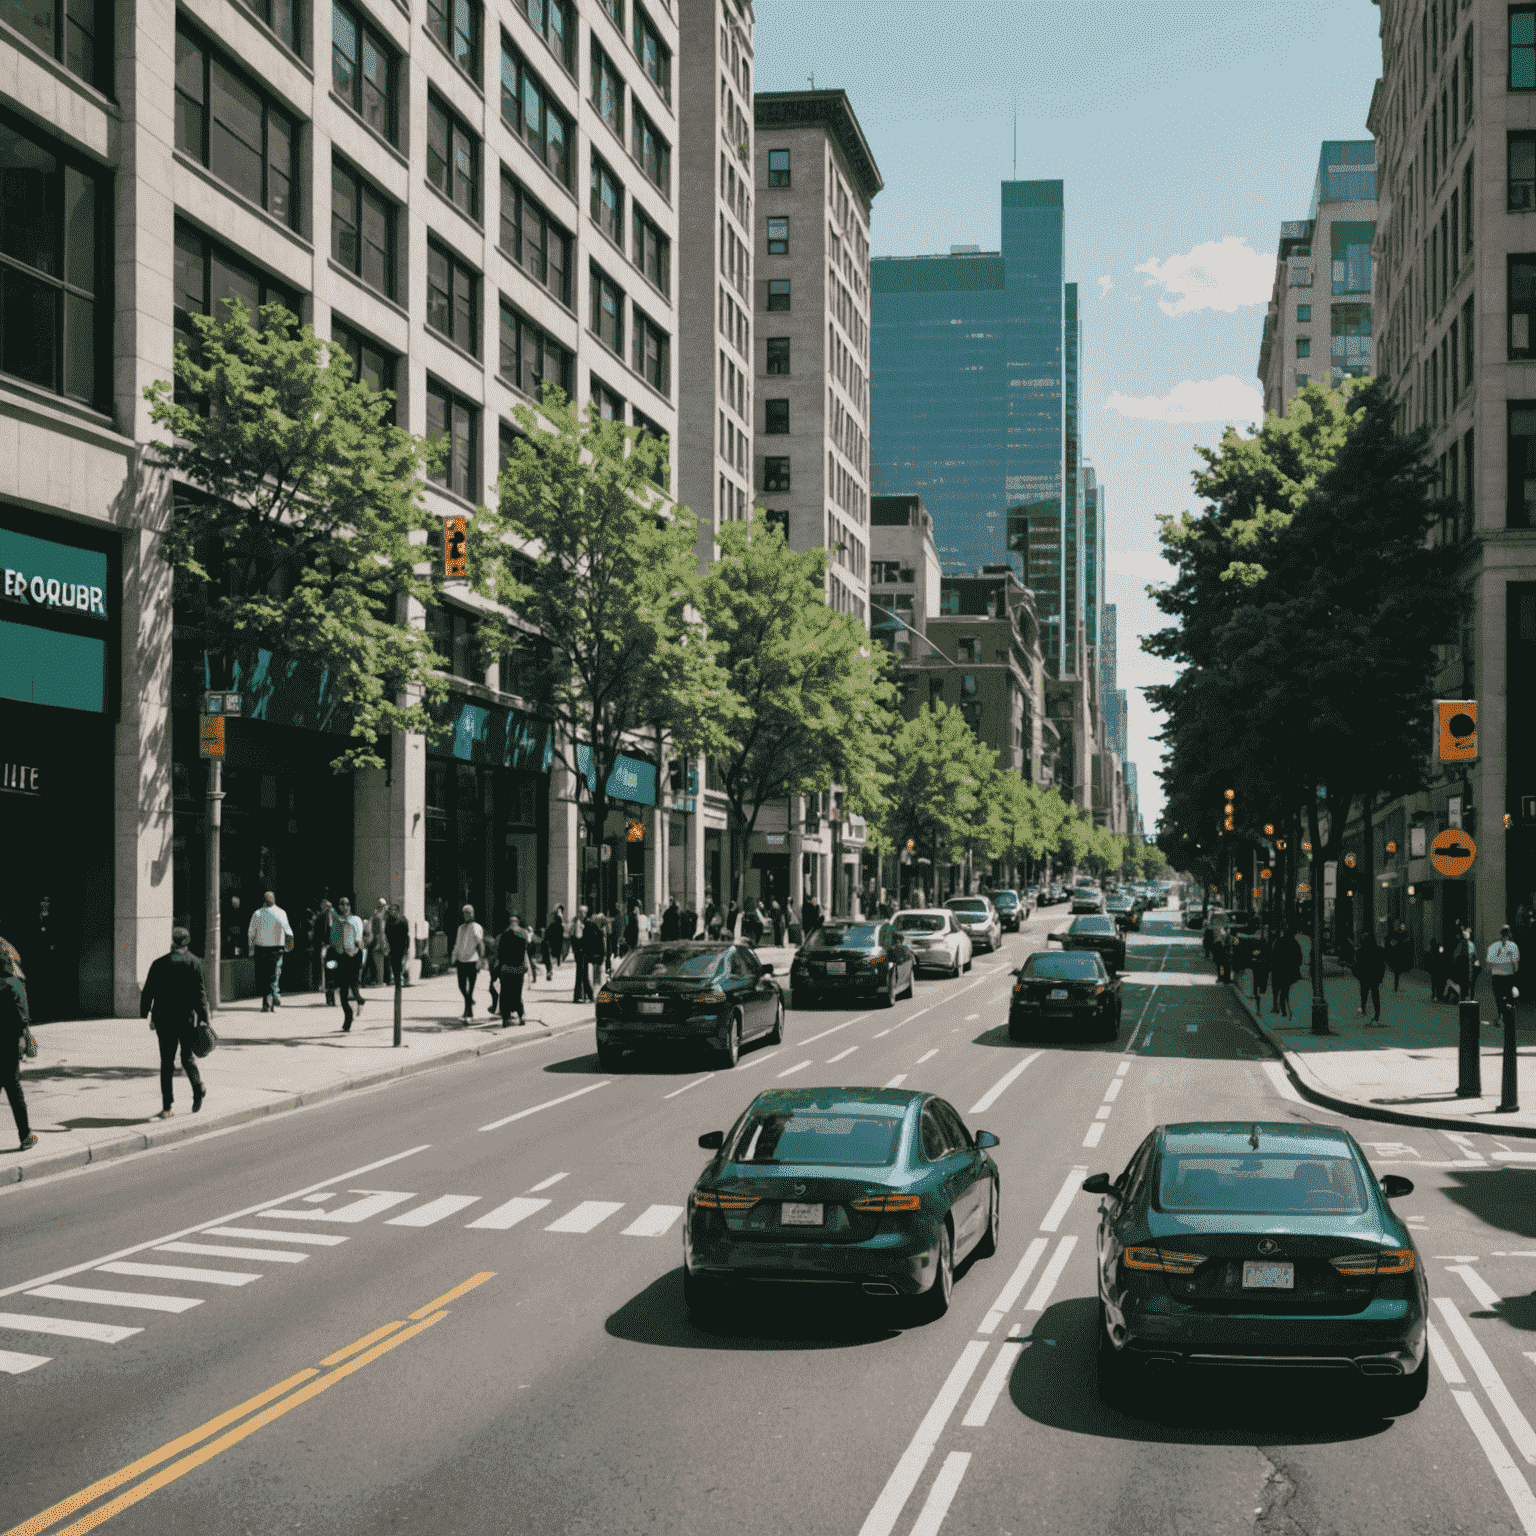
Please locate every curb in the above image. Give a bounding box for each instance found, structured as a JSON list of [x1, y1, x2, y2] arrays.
[[2, 1010, 596, 1188], [1229, 985, 1536, 1140]]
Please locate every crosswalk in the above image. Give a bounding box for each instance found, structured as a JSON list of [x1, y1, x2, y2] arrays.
[[0, 1181, 688, 1378]]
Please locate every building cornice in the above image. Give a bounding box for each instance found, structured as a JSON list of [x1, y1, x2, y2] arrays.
[[753, 89, 883, 203]]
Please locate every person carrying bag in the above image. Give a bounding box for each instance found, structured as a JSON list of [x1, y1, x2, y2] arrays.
[[497, 914, 531, 1028]]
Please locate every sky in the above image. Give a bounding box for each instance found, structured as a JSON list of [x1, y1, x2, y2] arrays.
[[752, 0, 1386, 833]]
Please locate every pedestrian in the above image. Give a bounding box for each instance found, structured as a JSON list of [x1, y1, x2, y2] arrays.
[[384, 902, 411, 989], [573, 906, 601, 1003], [1387, 924, 1412, 992], [0, 940, 36, 1150], [601, 909, 619, 976], [726, 900, 741, 941], [366, 898, 389, 985], [1270, 929, 1302, 1018], [623, 900, 640, 955], [680, 900, 698, 939], [660, 896, 681, 942], [496, 913, 531, 1027], [705, 899, 723, 940], [636, 903, 653, 947], [1429, 941, 1449, 1002], [138, 927, 208, 1119], [1250, 934, 1271, 1006], [332, 898, 367, 1029], [770, 900, 786, 947], [801, 895, 820, 937], [453, 904, 486, 1019], [542, 908, 564, 981], [247, 891, 292, 1012], [311, 898, 335, 1001], [744, 898, 765, 948], [1449, 924, 1479, 1003], [1355, 931, 1387, 1025], [1488, 924, 1522, 1018]]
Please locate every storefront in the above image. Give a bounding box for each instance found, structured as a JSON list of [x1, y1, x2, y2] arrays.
[[575, 747, 656, 917], [0, 506, 120, 1019]]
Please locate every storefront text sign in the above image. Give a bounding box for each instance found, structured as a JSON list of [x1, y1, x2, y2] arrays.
[[2, 568, 107, 617], [1, 762, 42, 795]]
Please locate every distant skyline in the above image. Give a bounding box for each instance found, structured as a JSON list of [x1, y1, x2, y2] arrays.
[[752, 0, 1384, 833]]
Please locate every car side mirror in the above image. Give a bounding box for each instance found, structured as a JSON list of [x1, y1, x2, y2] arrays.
[[1081, 1172, 1112, 1195], [1049, 932, 1064, 944], [1381, 1174, 1414, 1198], [975, 1131, 1000, 1150], [698, 1130, 725, 1150]]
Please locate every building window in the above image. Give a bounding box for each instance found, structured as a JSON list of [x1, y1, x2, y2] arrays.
[[331, 319, 397, 423], [767, 148, 789, 188], [766, 279, 790, 311], [0, 112, 108, 407], [961, 673, 977, 696], [515, 0, 573, 71], [766, 336, 790, 374], [631, 309, 668, 395], [501, 40, 572, 188], [426, 241, 479, 355], [332, 5, 396, 143], [590, 154, 624, 245], [1465, 158, 1475, 252], [427, 0, 480, 79], [499, 301, 574, 401], [764, 398, 788, 433], [1510, 402, 1536, 526], [632, 108, 670, 196], [957, 638, 976, 663], [1296, 303, 1311, 322], [1296, 336, 1310, 358], [176, 23, 298, 228], [763, 456, 790, 492], [631, 4, 670, 101], [1514, 6, 1536, 88], [1330, 303, 1371, 377], [1511, 255, 1536, 357], [590, 265, 623, 353], [767, 216, 788, 255], [1464, 293, 1475, 382], [427, 380, 478, 501], [592, 374, 624, 421], [427, 94, 479, 220], [633, 407, 668, 486], [175, 222, 299, 336], [1512, 132, 1536, 211], [331, 158, 395, 298], [591, 38, 624, 137], [500, 174, 571, 307], [1296, 372, 1308, 387], [631, 205, 669, 294], [1466, 426, 1476, 523], [6, 0, 113, 91]]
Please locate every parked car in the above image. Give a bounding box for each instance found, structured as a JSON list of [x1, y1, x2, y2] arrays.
[[1009, 950, 1122, 1042], [790, 920, 916, 1008], [891, 910, 973, 977], [946, 895, 1003, 953], [1049, 914, 1127, 974], [596, 942, 783, 1070]]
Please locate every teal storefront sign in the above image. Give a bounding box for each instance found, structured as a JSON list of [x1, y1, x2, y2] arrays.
[[576, 745, 657, 806], [427, 695, 553, 772]]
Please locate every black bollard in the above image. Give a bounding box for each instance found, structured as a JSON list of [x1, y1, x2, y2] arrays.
[[1311, 998, 1331, 1036], [1457, 999, 1482, 1098], [394, 962, 404, 1048], [1497, 1003, 1520, 1113]]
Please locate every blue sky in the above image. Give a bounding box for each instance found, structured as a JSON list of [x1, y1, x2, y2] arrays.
[[752, 0, 1385, 832]]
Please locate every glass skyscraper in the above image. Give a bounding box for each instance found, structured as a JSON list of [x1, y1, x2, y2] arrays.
[[871, 180, 1072, 669]]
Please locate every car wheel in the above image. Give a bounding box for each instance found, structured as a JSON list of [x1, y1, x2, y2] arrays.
[[1373, 1350, 1430, 1417], [881, 967, 897, 1008], [767, 995, 784, 1044], [902, 965, 915, 1000], [1095, 1302, 1132, 1409], [964, 954, 972, 973], [950, 953, 962, 979], [683, 1262, 723, 1325], [912, 1222, 954, 1323], [715, 1011, 742, 1069], [974, 1179, 1000, 1260], [597, 1044, 622, 1072]]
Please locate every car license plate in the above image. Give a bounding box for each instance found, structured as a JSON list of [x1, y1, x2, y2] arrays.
[[1050, 988, 1069, 1000], [639, 1001, 664, 1015], [1242, 1261, 1294, 1289], [781, 1202, 823, 1226], [826, 961, 846, 975]]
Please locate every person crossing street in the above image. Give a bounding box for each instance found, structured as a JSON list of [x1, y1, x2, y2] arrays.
[[247, 891, 292, 1012]]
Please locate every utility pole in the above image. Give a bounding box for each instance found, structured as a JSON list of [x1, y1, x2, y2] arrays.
[[206, 757, 223, 1011]]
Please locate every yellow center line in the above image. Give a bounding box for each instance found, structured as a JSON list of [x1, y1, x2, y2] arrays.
[[409, 1269, 496, 1319], [319, 1319, 408, 1367]]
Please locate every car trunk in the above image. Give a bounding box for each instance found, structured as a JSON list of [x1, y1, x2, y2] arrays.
[[1017, 976, 1101, 1011], [700, 1169, 898, 1244], [605, 975, 716, 1022]]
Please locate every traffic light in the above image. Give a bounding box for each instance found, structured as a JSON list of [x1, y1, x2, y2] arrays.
[[1263, 823, 1274, 836], [1223, 789, 1235, 834]]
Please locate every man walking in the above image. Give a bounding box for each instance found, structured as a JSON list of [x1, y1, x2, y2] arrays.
[[0, 940, 36, 1149], [573, 906, 602, 1003], [1355, 930, 1387, 1025], [660, 897, 681, 942], [366, 899, 389, 985], [139, 927, 208, 1118], [311, 898, 335, 1001], [453, 905, 486, 1018], [542, 907, 565, 982], [384, 902, 411, 988], [1270, 929, 1302, 1018], [247, 891, 292, 1012], [1488, 924, 1522, 1017], [333, 898, 367, 1030]]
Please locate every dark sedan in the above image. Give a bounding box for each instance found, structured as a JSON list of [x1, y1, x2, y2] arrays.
[[1049, 914, 1127, 974], [790, 921, 915, 1008], [1082, 1122, 1428, 1417], [1106, 894, 1140, 934], [595, 942, 782, 1070], [1009, 951, 1121, 1041], [683, 1088, 1001, 1322], [986, 888, 1027, 932]]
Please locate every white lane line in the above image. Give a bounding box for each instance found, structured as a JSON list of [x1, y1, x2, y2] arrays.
[[909, 1450, 973, 1536], [885, 1074, 908, 1088], [205, 1227, 347, 1247], [873, 1029, 892, 1039], [969, 1052, 1043, 1116], [777, 1059, 813, 1078], [622, 1204, 685, 1237], [260, 1190, 416, 1223], [527, 1172, 569, 1192], [0, 1349, 49, 1375], [545, 1200, 626, 1234], [856, 1340, 989, 1536], [1139, 1036, 1154, 1053], [797, 1014, 873, 1047], [735, 1049, 784, 1072], [1445, 1132, 1488, 1164], [1262, 1061, 1305, 1104], [479, 1081, 610, 1132], [1083, 1123, 1106, 1148], [664, 1075, 715, 1099], [25, 1285, 202, 1313], [1040, 1168, 1087, 1234], [1094, 1106, 1112, 1121], [96, 1261, 259, 1287], [465, 1197, 550, 1231], [1102, 1079, 1123, 1103], [386, 1195, 482, 1227], [1022, 1235, 1078, 1312], [962, 1343, 1025, 1428], [154, 1242, 308, 1264], [1449, 1265, 1503, 1310], [977, 1238, 1050, 1335], [827, 1046, 859, 1063], [965, 1014, 980, 1022], [1527, 1352, 1536, 1367], [1116, 1061, 1130, 1077], [1427, 1320, 1466, 1384], [1449, 1389, 1536, 1535], [0, 1313, 141, 1344], [1435, 1297, 1536, 1463], [917, 1049, 939, 1064]]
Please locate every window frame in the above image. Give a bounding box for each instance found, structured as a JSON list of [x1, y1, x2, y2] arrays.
[[1510, 253, 1536, 359], [499, 298, 575, 403], [500, 172, 572, 308], [767, 215, 788, 255], [427, 0, 481, 82], [4, 0, 115, 93], [426, 378, 480, 503], [330, 317, 399, 425], [763, 456, 790, 493], [591, 36, 625, 140], [500, 37, 573, 191], [590, 264, 624, 354], [1511, 130, 1536, 211], [765, 336, 790, 374], [331, 154, 396, 300], [515, 0, 574, 73], [426, 92, 481, 222], [766, 278, 790, 312], [426, 239, 481, 357], [631, 105, 670, 197], [631, 306, 669, 396], [763, 398, 789, 434], [631, 203, 670, 297], [631, 2, 671, 103], [332, 2, 398, 146], [590, 152, 625, 248], [1514, 4, 1536, 90], [767, 147, 790, 187]]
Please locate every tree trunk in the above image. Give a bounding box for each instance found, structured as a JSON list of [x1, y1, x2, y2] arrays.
[[1307, 795, 1329, 1034], [1360, 790, 1376, 947]]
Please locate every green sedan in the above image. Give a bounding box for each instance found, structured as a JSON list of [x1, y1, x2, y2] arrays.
[[683, 1088, 1001, 1323]]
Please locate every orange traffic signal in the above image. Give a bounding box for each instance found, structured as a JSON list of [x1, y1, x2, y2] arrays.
[[443, 515, 468, 577], [1263, 823, 1274, 836], [1436, 700, 1477, 761]]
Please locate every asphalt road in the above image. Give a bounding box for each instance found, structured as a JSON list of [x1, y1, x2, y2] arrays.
[[6, 903, 1536, 1536]]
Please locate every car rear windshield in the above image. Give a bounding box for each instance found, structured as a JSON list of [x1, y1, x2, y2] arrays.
[[1021, 953, 1102, 980], [1156, 1154, 1368, 1215], [894, 915, 945, 934], [991, 893, 1018, 906], [809, 924, 880, 949], [727, 1110, 905, 1166], [618, 947, 722, 979], [947, 899, 988, 913], [1072, 917, 1117, 935]]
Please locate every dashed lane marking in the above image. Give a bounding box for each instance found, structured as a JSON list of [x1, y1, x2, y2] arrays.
[[663, 1075, 714, 1099], [620, 1204, 684, 1238], [205, 1228, 346, 1247], [464, 1197, 550, 1231], [1082, 1123, 1105, 1148], [917, 1050, 938, 1064], [153, 1243, 308, 1265], [1022, 1235, 1077, 1312], [885, 1074, 908, 1088], [1039, 1168, 1088, 1234], [978, 1239, 1049, 1336], [776, 1059, 813, 1077], [969, 1053, 1042, 1116], [827, 1046, 858, 1063], [1102, 1079, 1123, 1102], [24, 1285, 202, 1314], [1448, 1265, 1502, 1311], [908, 1450, 972, 1536], [1435, 1297, 1536, 1463], [962, 1346, 1024, 1428], [95, 1262, 259, 1288], [385, 1196, 482, 1228]]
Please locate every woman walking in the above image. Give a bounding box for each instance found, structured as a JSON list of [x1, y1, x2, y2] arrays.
[[496, 914, 532, 1028], [1270, 929, 1303, 1018], [1355, 931, 1387, 1024], [0, 940, 36, 1150]]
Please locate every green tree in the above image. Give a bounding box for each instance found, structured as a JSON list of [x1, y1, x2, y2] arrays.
[[994, 774, 1063, 888], [145, 297, 445, 770]]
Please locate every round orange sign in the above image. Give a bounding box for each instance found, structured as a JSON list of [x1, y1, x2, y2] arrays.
[[1429, 828, 1477, 878]]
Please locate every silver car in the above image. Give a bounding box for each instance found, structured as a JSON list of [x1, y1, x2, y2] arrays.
[[945, 896, 1002, 954]]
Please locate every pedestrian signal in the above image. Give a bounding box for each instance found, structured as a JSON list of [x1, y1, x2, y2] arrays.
[[1298, 882, 1311, 895], [1436, 699, 1478, 761], [443, 515, 468, 577]]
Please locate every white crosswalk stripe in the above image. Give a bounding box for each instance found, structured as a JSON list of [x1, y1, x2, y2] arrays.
[[155, 1242, 309, 1264], [621, 1204, 684, 1237], [0, 1313, 142, 1344], [96, 1261, 261, 1287], [259, 1191, 415, 1223], [385, 1196, 482, 1227], [0, 1349, 50, 1374], [205, 1227, 348, 1246], [466, 1197, 551, 1231], [545, 1201, 625, 1234], [26, 1285, 202, 1313]]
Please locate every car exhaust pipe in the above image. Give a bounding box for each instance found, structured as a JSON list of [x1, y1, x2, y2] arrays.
[[862, 1282, 900, 1296], [1356, 1359, 1404, 1377]]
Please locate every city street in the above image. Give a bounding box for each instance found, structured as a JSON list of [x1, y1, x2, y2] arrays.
[[4, 903, 1536, 1535]]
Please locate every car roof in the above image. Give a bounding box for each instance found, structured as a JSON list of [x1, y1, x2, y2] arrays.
[[747, 1088, 922, 1116], [894, 908, 951, 919], [1158, 1122, 1357, 1159]]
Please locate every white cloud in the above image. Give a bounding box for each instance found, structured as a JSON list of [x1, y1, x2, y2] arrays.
[[1107, 550, 1176, 587], [1103, 374, 1263, 424], [1097, 274, 1114, 298], [1134, 235, 1273, 316]]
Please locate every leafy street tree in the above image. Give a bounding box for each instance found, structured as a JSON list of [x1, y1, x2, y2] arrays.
[[698, 511, 893, 907], [482, 393, 734, 901], [994, 773, 1066, 889], [145, 298, 445, 770]]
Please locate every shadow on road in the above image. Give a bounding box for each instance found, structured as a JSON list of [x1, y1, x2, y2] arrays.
[[971, 1024, 1124, 1054]]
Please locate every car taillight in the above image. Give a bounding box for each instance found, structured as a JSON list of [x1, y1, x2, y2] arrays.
[[1329, 1249, 1415, 1276], [697, 990, 728, 1003], [1095, 984, 1107, 995], [596, 989, 614, 1003], [1124, 1245, 1204, 1275], [693, 1192, 757, 1210], [854, 951, 885, 966], [850, 1194, 922, 1213]]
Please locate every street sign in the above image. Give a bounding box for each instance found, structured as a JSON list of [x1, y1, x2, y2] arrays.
[[1436, 700, 1478, 761], [198, 716, 225, 758], [204, 691, 241, 716], [1429, 828, 1476, 878], [443, 516, 468, 577]]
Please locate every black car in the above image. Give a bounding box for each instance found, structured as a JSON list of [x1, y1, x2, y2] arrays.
[[1009, 951, 1122, 1041], [596, 942, 783, 1069], [986, 888, 1028, 932], [1105, 894, 1140, 934], [1049, 914, 1127, 974], [790, 921, 915, 1008], [1082, 1122, 1428, 1416]]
